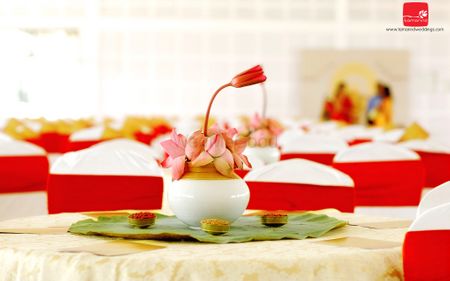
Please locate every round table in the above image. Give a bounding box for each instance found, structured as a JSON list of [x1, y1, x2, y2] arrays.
[[0, 210, 407, 281]]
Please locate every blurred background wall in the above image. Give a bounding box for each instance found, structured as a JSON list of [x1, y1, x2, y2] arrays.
[[0, 0, 449, 141]]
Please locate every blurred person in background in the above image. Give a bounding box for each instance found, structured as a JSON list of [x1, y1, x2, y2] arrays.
[[366, 83, 393, 128], [366, 82, 385, 125], [322, 82, 354, 124]]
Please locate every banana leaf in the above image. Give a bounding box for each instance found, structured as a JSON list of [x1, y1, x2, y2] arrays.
[[69, 213, 346, 244]]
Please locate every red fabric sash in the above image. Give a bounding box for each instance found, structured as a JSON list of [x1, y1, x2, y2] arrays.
[[25, 138, 45, 148], [41, 132, 70, 153], [403, 230, 450, 281], [134, 125, 171, 145], [26, 133, 70, 153], [246, 181, 354, 212], [280, 153, 335, 165], [134, 132, 154, 145], [332, 160, 425, 206], [347, 138, 372, 146], [47, 174, 164, 213], [0, 156, 49, 193], [415, 150, 450, 187], [65, 140, 103, 152], [235, 169, 250, 178]]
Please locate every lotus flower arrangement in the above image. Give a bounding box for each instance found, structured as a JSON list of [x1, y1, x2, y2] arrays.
[[161, 127, 251, 180], [160, 65, 266, 227], [242, 113, 284, 148], [237, 82, 283, 165], [161, 65, 266, 181]]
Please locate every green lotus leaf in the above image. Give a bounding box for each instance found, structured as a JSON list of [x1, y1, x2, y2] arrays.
[[69, 212, 346, 244]]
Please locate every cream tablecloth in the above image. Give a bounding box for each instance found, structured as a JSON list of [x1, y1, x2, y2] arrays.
[[0, 210, 407, 281]]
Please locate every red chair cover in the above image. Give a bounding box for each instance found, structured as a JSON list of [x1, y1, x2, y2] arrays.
[[332, 160, 425, 206], [280, 153, 335, 165], [0, 156, 49, 193], [47, 174, 163, 213], [415, 150, 450, 187], [25, 137, 45, 148], [41, 132, 70, 153], [403, 230, 450, 281], [246, 181, 354, 212], [66, 140, 103, 152]]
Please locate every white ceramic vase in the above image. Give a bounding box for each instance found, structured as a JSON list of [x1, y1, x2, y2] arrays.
[[244, 146, 280, 165], [168, 165, 250, 228]]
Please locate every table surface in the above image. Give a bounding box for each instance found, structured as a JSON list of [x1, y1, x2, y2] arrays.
[[0, 210, 408, 281]]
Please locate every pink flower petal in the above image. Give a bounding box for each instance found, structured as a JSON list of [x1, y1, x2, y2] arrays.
[[241, 154, 252, 169], [213, 156, 233, 177], [222, 149, 234, 168], [232, 153, 243, 169], [185, 130, 205, 160], [191, 151, 214, 167], [160, 139, 185, 158], [222, 132, 234, 151], [207, 124, 221, 136], [233, 137, 248, 154], [171, 130, 187, 148], [225, 128, 238, 139], [250, 113, 262, 129], [206, 134, 226, 157], [161, 155, 173, 168], [171, 156, 186, 180], [233, 65, 263, 79]]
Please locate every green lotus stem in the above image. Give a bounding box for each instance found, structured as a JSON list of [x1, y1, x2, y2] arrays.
[[203, 83, 231, 136]]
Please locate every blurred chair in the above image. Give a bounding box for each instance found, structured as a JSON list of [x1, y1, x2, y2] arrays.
[[399, 140, 450, 187], [47, 143, 163, 213], [416, 181, 450, 217], [0, 140, 49, 193], [373, 128, 404, 143], [0, 140, 49, 220], [337, 125, 382, 146], [281, 135, 348, 165], [66, 126, 105, 151], [332, 143, 424, 206], [66, 125, 122, 152], [244, 159, 355, 212], [403, 202, 450, 281], [277, 129, 304, 148], [91, 138, 158, 159]]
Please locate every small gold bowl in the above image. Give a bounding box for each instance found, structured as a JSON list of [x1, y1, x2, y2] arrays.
[[200, 218, 230, 235], [261, 213, 288, 227], [128, 212, 156, 228]]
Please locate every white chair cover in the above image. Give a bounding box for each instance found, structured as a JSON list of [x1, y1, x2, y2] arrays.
[[373, 129, 405, 143], [69, 126, 104, 141], [245, 159, 353, 187], [282, 135, 348, 154], [417, 181, 450, 217], [410, 202, 450, 231], [0, 139, 46, 156], [51, 144, 161, 176], [399, 139, 450, 154], [334, 142, 419, 163]]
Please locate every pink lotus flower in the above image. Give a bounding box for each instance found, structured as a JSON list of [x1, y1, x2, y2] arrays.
[[161, 65, 265, 180], [203, 65, 267, 136], [160, 130, 188, 180], [231, 65, 267, 88], [191, 126, 251, 177], [242, 113, 284, 147]]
